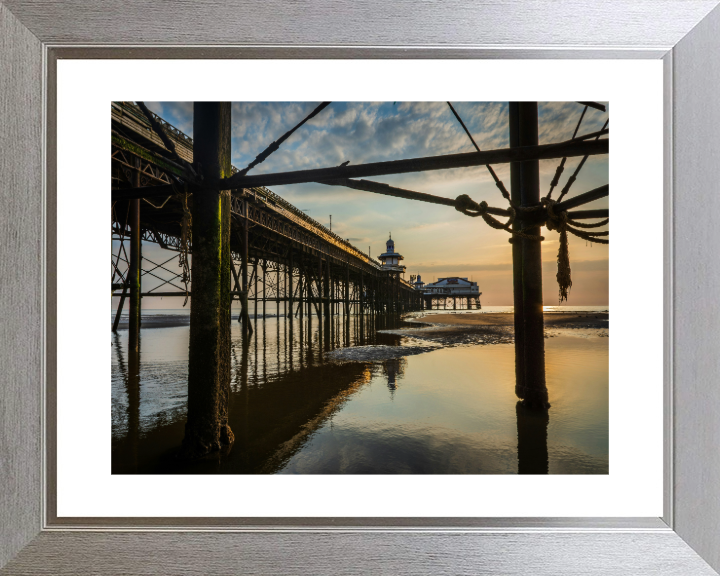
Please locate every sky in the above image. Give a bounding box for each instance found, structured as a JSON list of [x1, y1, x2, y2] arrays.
[[127, 101, 608, 308]]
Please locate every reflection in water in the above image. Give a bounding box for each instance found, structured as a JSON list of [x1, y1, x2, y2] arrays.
[[382, 357, 407, 397], [516, 401, 549, 474], [113, 331, 141, 473], [111, 311, 608, 474]]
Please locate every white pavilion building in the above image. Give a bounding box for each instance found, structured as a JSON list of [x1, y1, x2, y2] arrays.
[[378, 234, 406, 273]]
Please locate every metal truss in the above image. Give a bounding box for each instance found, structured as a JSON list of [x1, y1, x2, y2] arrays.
[[110, 103, 420, 309]]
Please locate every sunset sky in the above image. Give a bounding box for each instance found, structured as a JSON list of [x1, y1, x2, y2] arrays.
[[130, 101, 608, 308]]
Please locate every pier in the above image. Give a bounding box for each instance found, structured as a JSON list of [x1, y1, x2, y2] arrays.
[[111, 100, 609, 457], [413, 275, 482, 310], [112, 101, 423, 328]]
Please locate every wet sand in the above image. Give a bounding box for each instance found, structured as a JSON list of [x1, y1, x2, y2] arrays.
[[412, 311, 609, 329], [368, 311, 610, 348]]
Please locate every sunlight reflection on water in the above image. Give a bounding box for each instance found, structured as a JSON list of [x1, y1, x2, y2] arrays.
[[111, 311, 608, 474]]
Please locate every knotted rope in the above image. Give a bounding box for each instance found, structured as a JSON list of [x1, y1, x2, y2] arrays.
[[454, 195, 545, 241], [544, 197, 609, 302], [170, 180, 192, 307], [453, 190, 609, 303]]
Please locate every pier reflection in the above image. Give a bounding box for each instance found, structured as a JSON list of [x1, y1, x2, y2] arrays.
[[111, 312, 606, 475], [382, 357, 406, 396], [111, 313, 403, 474], [112, 332, 141, 473]]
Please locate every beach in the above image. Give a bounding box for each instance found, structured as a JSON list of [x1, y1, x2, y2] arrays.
[[113, 311, 609, 474], [411, 311, 609, 329]]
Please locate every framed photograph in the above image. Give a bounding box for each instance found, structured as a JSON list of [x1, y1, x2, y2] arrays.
[[2, 1, 720, 574]]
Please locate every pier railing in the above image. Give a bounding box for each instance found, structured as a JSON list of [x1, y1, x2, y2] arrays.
[[112, 101, 381, 268]]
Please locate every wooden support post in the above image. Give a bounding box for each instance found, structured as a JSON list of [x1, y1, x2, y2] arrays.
[[512, 102, 549, 409], [253, 259, 258, 319], [183, 102, 234, 457], [394, 276, 398, 312], [299, 265, 304, 320], [276, 259, 281, 316], [324, 260, 331, 351], [113, 281, 128, 333], [331, 269, 335, 315], [509, 102, 526, 397], [345, 262, 350, 317], [288, 250, 294, 318], [128, 157, 142, 352], [389, 275, 393, 313], [262, 260, 267, 319], [306, 261, 312, 333], [231, 261, 242, 323], [370, 277, 375, 313], [241, 217, 252, 338], [326, 262, 332, 318]]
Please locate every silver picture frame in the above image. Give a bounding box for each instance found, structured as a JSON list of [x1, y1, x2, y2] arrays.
[[2, 1, 720, 573]]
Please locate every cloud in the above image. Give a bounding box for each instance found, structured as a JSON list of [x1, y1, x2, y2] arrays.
[[144, 102, 609, 304]]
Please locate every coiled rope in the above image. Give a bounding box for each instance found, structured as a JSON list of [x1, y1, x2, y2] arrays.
[[454, 195, 544, 241]]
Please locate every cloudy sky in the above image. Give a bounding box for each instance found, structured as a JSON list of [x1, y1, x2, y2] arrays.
[[140, 101, 608, 307]]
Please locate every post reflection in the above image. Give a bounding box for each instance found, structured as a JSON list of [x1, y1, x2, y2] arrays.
[[113, 331, 141, 473], [515, 401, 549, 474]]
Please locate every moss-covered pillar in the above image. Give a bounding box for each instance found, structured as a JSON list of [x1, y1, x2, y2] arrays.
[[182, 102, 234, 457], [514, 102, 549, 409]]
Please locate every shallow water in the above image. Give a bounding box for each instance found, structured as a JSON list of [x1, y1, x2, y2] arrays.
[[111, 310, 608, 474]]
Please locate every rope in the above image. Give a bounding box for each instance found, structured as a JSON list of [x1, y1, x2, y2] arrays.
[[567, 216, 609, 229], [238, 102, 331, 177], [547, 105, 587, 200], [543, 197, 609, 302], [556, 119, 609, 203], [447, 102, 513, 205], [454, 195, 544, 241], [175, 183, 192, 307]]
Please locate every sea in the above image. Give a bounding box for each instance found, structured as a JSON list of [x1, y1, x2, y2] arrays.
[[111, 305, 609, 474]]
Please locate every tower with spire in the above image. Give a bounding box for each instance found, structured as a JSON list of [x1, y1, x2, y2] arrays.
[[378, 233, 406, 273]]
